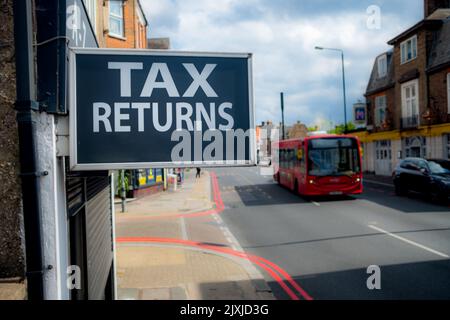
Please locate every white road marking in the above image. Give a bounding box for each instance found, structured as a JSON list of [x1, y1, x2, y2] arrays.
[[311, 201, 321, 207], [368, 225, 449, 258], [364, 180, 394, 188], [180, 217, 189, 241]]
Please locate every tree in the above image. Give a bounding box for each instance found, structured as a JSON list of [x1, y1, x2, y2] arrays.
[[328, 122, 356, 134], [307, 125, 319, 132]]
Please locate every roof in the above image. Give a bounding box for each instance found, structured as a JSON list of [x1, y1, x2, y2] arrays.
[[387, 19, 442, 45], [427, 8, 450, 20], [428, 18, 450, 72], [365, 51, 395, 96], [137, 0, 148, 26]]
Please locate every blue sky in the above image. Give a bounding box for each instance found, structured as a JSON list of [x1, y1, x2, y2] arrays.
[[140, 0, 423, 129]]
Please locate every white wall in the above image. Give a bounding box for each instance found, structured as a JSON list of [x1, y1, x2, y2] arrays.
[[391, 139, 402, 168], [363, 142, 375, 172], [36, 113, 70, 300], [427, 136, 444, 159]]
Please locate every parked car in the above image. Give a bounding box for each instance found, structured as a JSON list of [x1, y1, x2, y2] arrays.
[[392, 158, 450, 203]]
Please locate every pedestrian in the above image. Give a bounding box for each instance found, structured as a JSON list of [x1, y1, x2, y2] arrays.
[[196, 167, 201, 178]]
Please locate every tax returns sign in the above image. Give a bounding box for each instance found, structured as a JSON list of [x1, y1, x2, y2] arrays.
[[69, 49, 255, 170]]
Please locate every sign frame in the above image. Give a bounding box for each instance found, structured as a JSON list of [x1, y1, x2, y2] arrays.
[[69, 48, 256, 171]]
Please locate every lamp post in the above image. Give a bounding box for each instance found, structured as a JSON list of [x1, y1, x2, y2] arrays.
[[280, 92, 286, 140], [315, 46, 348, 133]]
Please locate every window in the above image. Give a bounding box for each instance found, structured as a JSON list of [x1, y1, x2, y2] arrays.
[[109, 0, 124, 37], [447, 73, 450, 114], [400, 35, 417, 64], [401, 80, 419, 119], [446, 135, 450, 159], [377, 54, 387, 78], [83, 0, 96, 30], [374, 95, 387, 127], [404, 136, 426, 158]]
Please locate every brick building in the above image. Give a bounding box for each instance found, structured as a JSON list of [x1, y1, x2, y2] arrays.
[[355, 0, 450, 176], [83, 0, 148, 49], [83, 1, 165, 199], [287, 122, 309, 140]]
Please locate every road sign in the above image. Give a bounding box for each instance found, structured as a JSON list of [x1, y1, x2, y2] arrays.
[[69, 49, 255, 170]]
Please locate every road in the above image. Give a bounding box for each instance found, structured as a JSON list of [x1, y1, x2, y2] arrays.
[[213, 166, 450, 300]]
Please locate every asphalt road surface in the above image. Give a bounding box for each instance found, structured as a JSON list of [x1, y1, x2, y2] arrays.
[[213, 166, 450, 300]]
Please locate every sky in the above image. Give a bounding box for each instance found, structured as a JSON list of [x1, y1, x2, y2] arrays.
[[140, 0, 423, 129]]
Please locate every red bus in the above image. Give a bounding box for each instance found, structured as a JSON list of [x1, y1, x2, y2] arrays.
[[272, 135, 363, 196]]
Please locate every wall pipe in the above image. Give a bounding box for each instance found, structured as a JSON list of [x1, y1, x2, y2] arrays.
[[13, 0, 45, 300]]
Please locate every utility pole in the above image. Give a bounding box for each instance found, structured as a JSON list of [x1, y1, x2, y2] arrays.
[[341, 51, 348, 134], [121, 170, 126, 213], [315, 46, 348, 134], [280, 92, 286, 140]]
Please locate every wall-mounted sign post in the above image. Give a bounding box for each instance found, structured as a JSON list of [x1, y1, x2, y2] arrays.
[[69, 49, 255, 170]]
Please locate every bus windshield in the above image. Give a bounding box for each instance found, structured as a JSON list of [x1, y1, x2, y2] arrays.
[[308, 138, 360, 177]]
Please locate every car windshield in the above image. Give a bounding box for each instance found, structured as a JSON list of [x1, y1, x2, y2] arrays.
[[428, 161, 450, 174], [308, 138, 360, 177]]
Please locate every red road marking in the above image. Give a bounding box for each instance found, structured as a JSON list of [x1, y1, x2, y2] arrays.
[[116, 236, 313, 301], [116, 172, 224, 221], [116, 172, 313, 300]]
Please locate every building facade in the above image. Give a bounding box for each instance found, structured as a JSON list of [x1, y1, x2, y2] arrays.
[[356, 0, 450, 176], [83, 1, 164, 200], [287, 122, 308, 140], [0, 0, 149, 300], [256, 121, 279, 160], [0, 0, 26, 299], [83, 0, 148, 49]]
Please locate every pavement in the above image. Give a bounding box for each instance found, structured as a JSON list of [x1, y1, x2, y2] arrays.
[[115, 169, 274, 300], [0, 279, 26, 300], [214, 166, 450, 300]]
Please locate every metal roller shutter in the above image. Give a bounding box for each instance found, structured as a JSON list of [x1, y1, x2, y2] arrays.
[[66, 171, 113, 300], [85, 182, 113, 300]]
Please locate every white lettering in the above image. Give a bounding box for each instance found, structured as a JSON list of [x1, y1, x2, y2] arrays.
[[196, 102, 216, 131], [132, 103, 151, 132], [219, 102, 234, 130], [141, 63, 180, 97], [115, 103, 131, 133], [93, 103, 112, 133], [183, 64, 218, 98], [108, 62, 143, 97], [153, 102, 173, 132], [176, 103, 194, 131]]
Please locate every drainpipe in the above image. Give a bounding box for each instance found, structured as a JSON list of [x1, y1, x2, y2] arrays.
[[13, 0, 45, 300]]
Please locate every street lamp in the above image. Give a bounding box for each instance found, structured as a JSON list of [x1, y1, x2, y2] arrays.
[[315, 46, 348, 133]]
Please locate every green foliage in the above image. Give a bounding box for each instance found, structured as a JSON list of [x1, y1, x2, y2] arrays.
[[116, 170, 130, 195], [307, 125, 319, 132], [328, 122, 356, 134]]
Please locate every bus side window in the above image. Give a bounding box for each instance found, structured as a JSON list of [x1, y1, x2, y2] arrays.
[[298, 147, 305, 173], [292, 149, 296, 169], [288, 149, 292, 169], [289, 149, 295, 169]]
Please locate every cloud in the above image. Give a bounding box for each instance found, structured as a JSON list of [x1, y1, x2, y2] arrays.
[[141, 0, 422, 126]]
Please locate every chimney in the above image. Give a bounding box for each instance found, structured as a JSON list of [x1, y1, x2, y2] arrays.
[[424, 0, 450, 17]]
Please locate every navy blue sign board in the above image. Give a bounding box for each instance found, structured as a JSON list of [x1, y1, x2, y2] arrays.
[[69, 49, 256, 170]]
